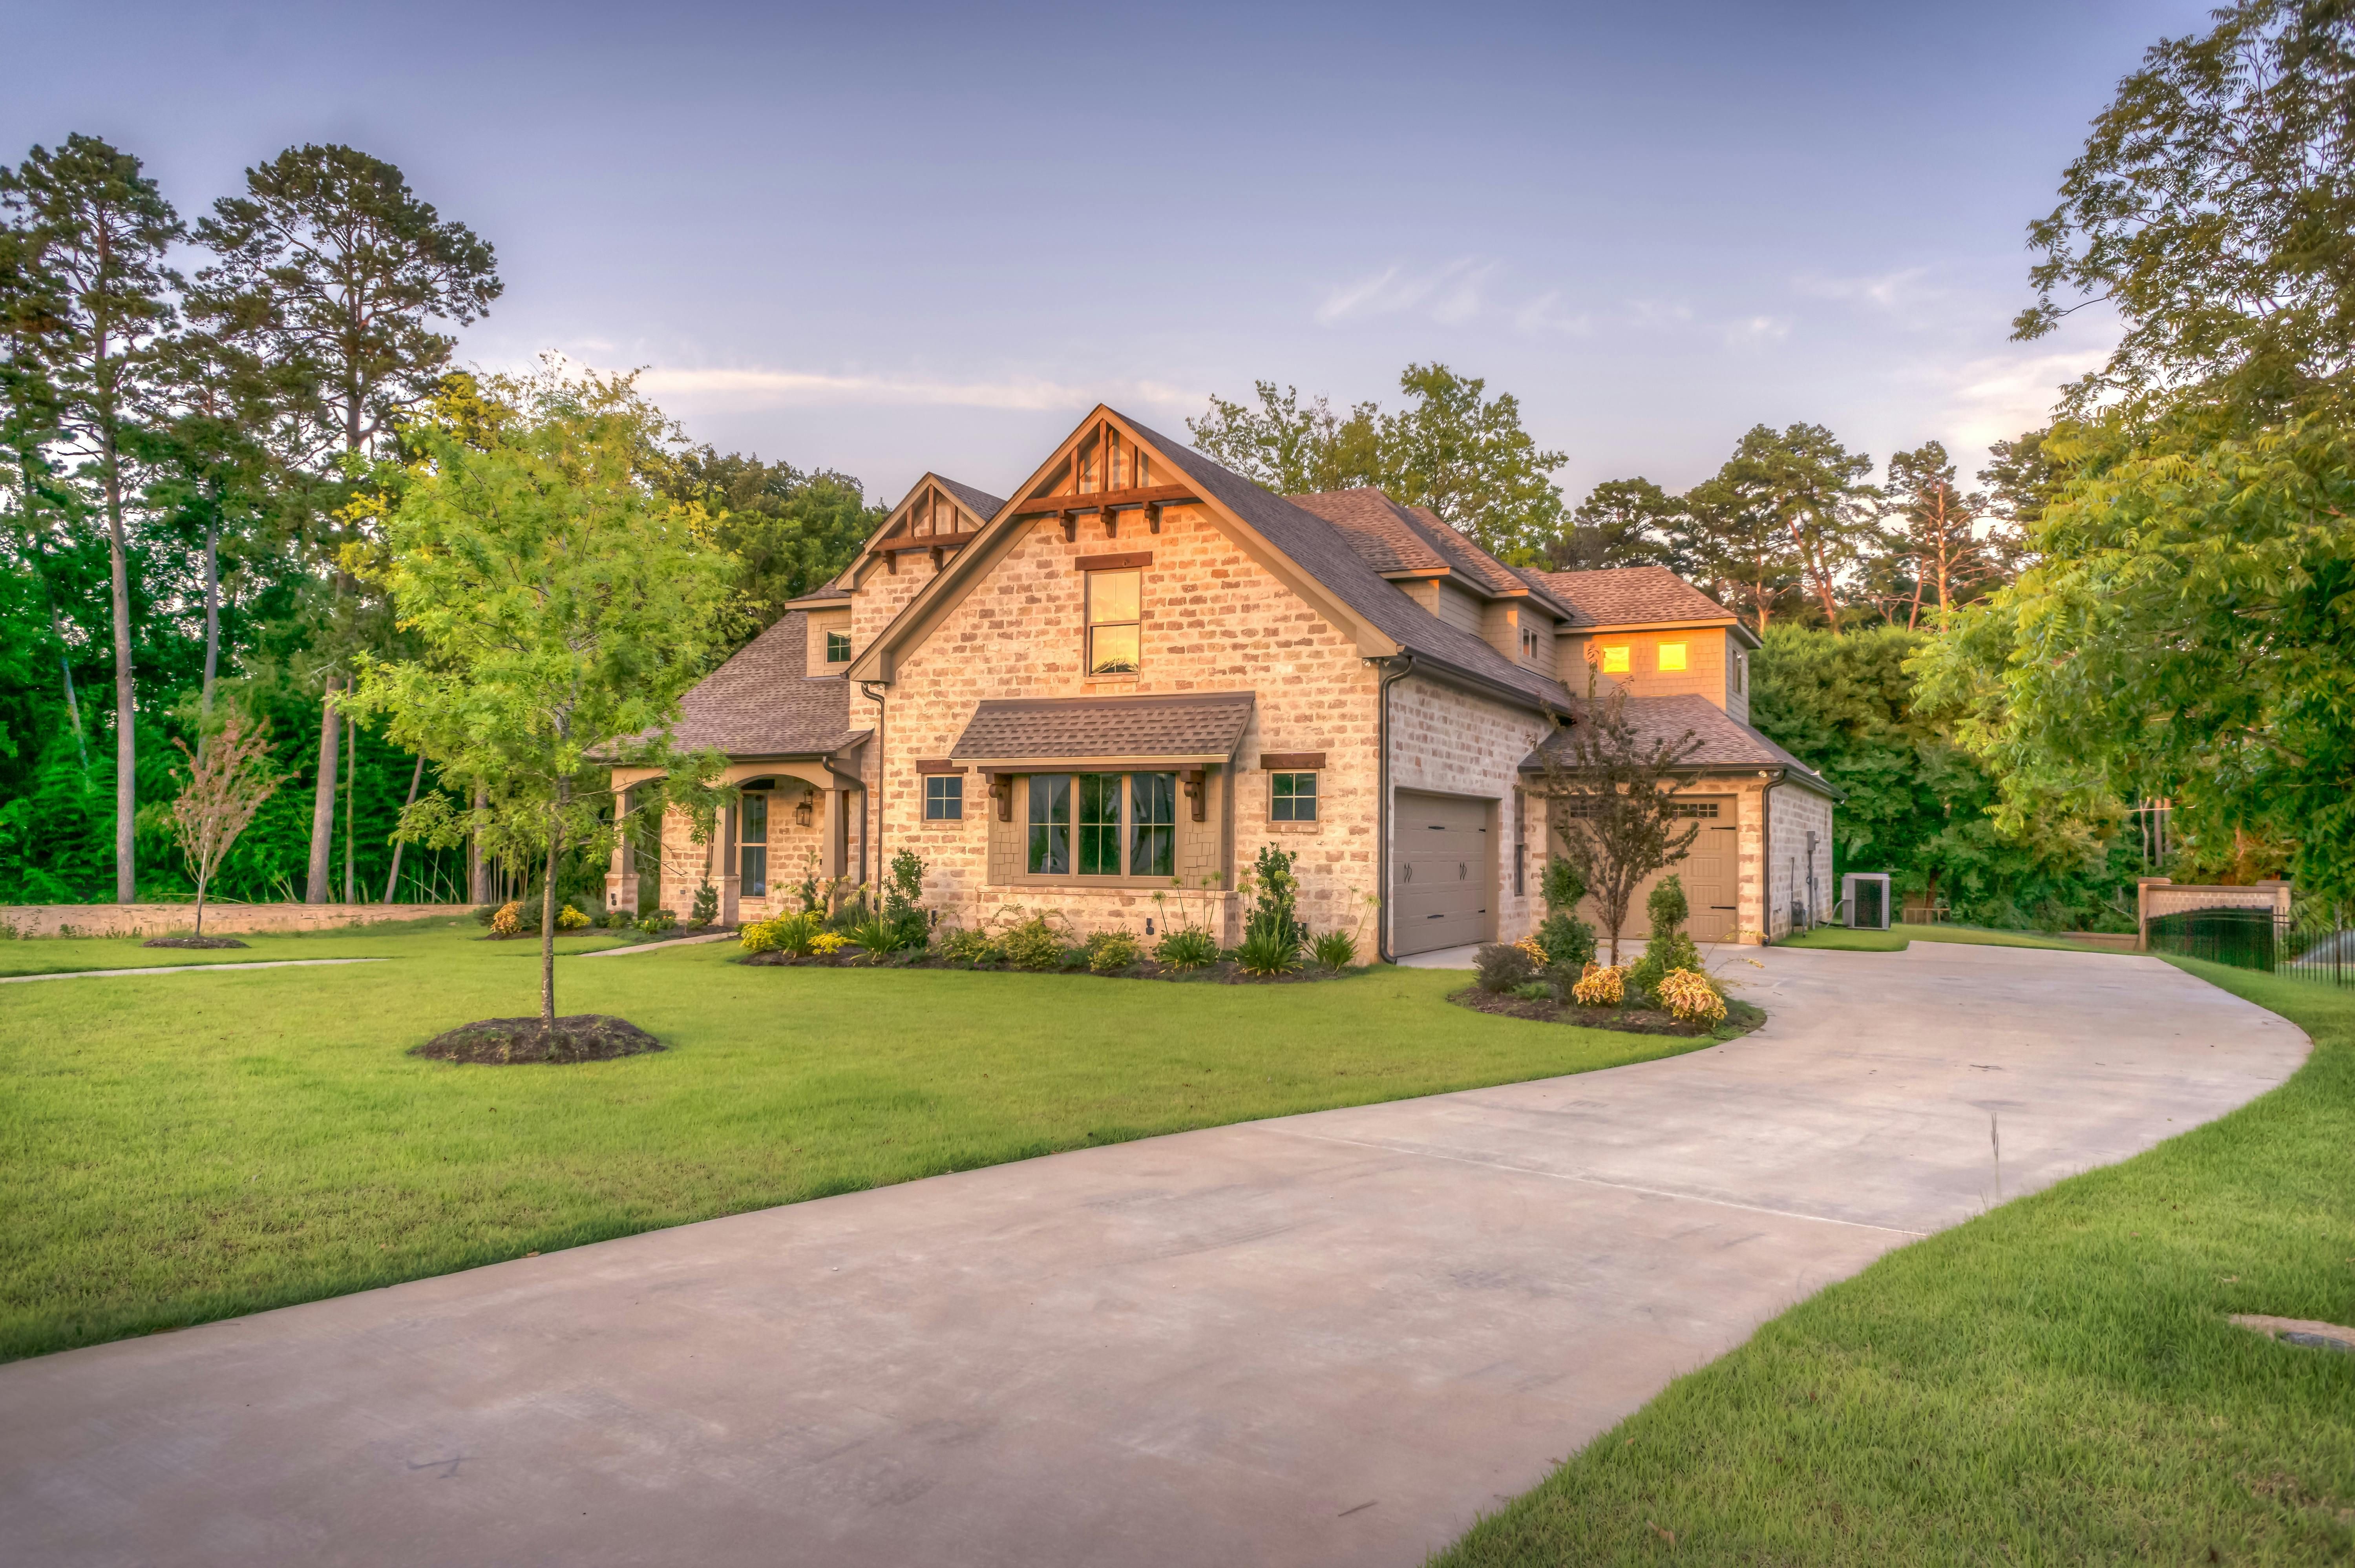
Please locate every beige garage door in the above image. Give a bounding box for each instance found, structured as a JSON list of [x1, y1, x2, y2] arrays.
[[1575, 795, 1739, 950], [1393, 791, 1491, 956]]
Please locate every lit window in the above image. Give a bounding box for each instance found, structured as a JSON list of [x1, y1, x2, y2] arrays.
[[1600, 644, 1630, 673], [1271, 772, 1318, 822], [1657, 642, 1688, 672], [924, 775, 963, 821], [1086, 570, 1140, 675], [825, 630, 850, 663]]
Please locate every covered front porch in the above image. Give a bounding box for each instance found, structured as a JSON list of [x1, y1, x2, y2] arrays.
[[606, 754, 868, 926]]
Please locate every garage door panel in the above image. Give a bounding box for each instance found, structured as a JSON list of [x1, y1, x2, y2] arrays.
[[1393, 791, 1492, 955]]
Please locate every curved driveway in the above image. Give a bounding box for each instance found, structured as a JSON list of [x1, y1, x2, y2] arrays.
[[0, 945, 2308, 1567]]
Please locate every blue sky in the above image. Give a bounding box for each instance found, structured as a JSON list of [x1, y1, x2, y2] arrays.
[[8, 0, 2206, 509]]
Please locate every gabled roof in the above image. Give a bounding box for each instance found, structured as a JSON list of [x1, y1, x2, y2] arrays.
[[934, 476, 1008, 521], [846, 472, 1007, 586], [1519, 694, 1840, 798], [1519, 565, 1752, 641], [665, 610, 868, 758]]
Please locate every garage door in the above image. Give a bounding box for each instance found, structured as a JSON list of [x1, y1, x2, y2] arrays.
[[1579, 796, 1738, 948], [1393, 791, 1491, 956]]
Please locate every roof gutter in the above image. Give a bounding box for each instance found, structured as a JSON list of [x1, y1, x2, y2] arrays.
[[1374, 651, 1417, 964]]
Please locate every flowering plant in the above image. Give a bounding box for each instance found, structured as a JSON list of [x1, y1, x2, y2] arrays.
[[1655, 967, 1726, 1024], [1570, 962, 1625, 1007]]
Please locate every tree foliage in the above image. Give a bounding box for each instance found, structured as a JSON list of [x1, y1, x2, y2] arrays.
[[1536, 687, 1703, 963], [167, 710, 279, 935], [654, 447, 881, 626]]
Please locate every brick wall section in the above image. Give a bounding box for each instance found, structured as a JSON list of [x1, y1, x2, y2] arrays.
[[0, 902, 466, 939], [1389, 675, 1555, 947], [875, 502, 1381, 945]]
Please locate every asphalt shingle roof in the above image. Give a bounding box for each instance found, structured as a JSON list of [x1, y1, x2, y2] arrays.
[[1518, 566, 1737, 628], [1123, 419, 1574, 713], [935, 476, 1007, 522], [1519, 694, 1839, 797], [666, 611, 866, 758], [950, 692, 1256, 761]]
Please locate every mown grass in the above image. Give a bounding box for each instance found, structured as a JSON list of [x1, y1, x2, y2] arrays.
[[0, 921, 1705, 1363], [0, 913, 632, 975], [1778, 921, 2130, 955], [1433, 961, 2355, 1566]]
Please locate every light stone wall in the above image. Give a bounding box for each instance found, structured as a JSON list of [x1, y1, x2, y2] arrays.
[[1389, 675, 1556, 948], [0, 902, 466, 939], [876, 501, 1383, 945], [1767, 782, 1836, 938]]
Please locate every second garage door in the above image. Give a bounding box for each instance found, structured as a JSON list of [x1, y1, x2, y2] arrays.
[[1393, 790, 1491, 956]]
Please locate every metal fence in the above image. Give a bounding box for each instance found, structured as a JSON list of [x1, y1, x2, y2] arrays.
[[2145, 905, 2355, 988]]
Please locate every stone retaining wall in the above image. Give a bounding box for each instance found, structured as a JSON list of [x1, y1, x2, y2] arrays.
[[0, 903, 470, 939]]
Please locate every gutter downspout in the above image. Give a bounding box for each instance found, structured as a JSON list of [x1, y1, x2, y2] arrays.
[[859, 682, 887, 899], [1759, 767, 1782, 944], [1374, 652, 1417, 964]]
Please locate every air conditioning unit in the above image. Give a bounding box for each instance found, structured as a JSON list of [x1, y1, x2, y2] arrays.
[[1843, 872, 1891, 930]]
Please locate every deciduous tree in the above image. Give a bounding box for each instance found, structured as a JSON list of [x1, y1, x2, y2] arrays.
[[1, 135, 183, 900], [168, 710, 279, 936], [1536, 684, 1703, 963], [1542, 477, 1684, 572]]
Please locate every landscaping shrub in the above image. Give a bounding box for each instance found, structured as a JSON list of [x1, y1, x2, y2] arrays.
[[1086, 930, 1142, 974], [556, 904, 590, 930], [1243, 843, 1306, 950], [738, 916, 784, 955], [1476, 942, 1538, 992], [937, 925, 1005, 967], [1002, 915, 1067, 972], [689, 881, 719, 928], [1531, 911, 1597, 971], [1512, 980, 1555, 1002], [1655, 966, 1726, 1024], [1627, 874, 1704, 999], [883, 847, 931, 946], [490, 900, 525, 938], [1155, 925, 1219, 971], [846, 913, 913, 962], [1312, 929, 1357, 970], [1571, 962, 1625, 1006], [1237, 925, 1304, 976], [637, 908, 677, 934], [810, 931, 850, 956]]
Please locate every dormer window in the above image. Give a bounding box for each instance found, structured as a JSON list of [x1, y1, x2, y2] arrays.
[[1520, 627, 1539, 661], [1657, 642, 1687, 672], [1599, 644, 1630, 673], [825, 631, 851, 664]]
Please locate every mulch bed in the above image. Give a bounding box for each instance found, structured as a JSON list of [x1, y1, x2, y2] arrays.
[[141, 935, 250, 949], [739, 950, 1349, 984], [1450, 985, 1768, 1039], [411, 1014, 665, 1065]]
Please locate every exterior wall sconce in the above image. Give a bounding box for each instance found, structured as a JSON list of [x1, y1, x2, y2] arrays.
[[794, 790, 815, 828]]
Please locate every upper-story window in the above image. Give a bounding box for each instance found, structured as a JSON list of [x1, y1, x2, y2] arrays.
[[1087, 569, 1140, 675], [825, 630, 851, 664], [1598, 644, 1630, 674], [1735, 651, 1746, 693], [1657, 642, 1687, 672], [1519, 627, 1540, 661]]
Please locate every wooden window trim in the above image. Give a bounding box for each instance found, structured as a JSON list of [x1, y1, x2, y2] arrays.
[[914, 759, 966, 774], [1011, 768, 1187, 885], [1076, 551, 1153, 572], [1259, 751, 1326, 770]]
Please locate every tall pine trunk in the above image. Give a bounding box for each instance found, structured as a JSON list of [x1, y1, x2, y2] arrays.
[[197, 522, 220, 754], [102, 433, 134, 902], [304, 674, 339, 902], [383, 753, 425, 902], [539, 814, 560, 1027]]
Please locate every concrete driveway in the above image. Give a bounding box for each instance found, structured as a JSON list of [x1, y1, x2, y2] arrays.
[[0, 945, 2307, 1568]]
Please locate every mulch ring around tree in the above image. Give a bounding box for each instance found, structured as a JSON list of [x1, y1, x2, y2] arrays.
[[738, 951, 1348, 984], [1449, 986, 1769, 1040], [141, 935, 250, 949], [411, 1014, 666, 1065]]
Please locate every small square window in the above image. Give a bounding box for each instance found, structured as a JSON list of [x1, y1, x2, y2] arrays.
[[1600, 644, 1630, 673], [825, 630, 851, 663], [1657, 642, 1687, 672], [924, 775, 963, 820], [1271, 772, 1318, 822]]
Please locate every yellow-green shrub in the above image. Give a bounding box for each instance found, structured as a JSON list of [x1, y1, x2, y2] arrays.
[[1571, 962, 1624, 1007], [490, 900, 524, 938], [1656, 967, 1725, 1024], [556, 904, 590, 930]]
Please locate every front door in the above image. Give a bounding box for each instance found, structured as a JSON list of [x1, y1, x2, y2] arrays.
[[1392, 790, 1491, 956]]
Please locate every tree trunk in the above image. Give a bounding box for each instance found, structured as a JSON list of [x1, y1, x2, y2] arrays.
[[103, 439, 135, 903], [198, 523, 221, 759], [304, 677, 340, 903], [383, 752, 426, 902], [469, 785, 489, 903], [540, 818, 560, 1028], [193, 869, 208, 938]]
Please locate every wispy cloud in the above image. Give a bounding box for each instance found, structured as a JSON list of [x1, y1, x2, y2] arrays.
[[1315, 258, 1494, 326], [624, 365, 1203, 413], [1793, 266, 1931, 310], [1513, 290, 1593, 336], [1723, 314, 1792, 348], [1939, 348, 2108, 445], [1624, 298, 1696, 330]]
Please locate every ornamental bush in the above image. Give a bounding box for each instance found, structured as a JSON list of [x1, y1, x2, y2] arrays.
[[1656, 966, 1726, 1024], [847, 914, 914, 962], [1237, 925, 1304, 976], [1571, 962, 1625, 1007], [1086, 929, 1143, 974], [490, 900, 525, 938], [1155, 925, 1219, 971], [1002, 915, 1067, 972], [1475, 942, 1538, 992], [1532, 911, 1597, 972], [690, 880, 719, 928], [1628, 874, 1703, 1000], [938, 925, 1005, 967], [556, 904, 591, 930], [1311, 929, 1358, 970], [638, 908, 678, 934], [810, 931, 851, 956]]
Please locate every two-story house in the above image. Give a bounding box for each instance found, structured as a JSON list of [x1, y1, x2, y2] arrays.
[[605, 406, 1838, 954]]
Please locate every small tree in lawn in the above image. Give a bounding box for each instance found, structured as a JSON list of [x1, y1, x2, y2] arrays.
[[168, 712, 280, 938], [1537, 683, 1703, 964], [346, 367, 737, 1045]]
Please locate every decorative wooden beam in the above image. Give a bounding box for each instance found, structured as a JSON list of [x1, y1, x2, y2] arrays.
[[914, 759, 965, 774], [1182, 768, 1208, 823], [1259, 752, 1327, 770], [1075, 551, 1152, 572], [1012, 484, 1196, 519]]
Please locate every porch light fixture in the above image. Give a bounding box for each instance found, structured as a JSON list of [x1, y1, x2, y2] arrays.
[[794, 789, 815, 827]]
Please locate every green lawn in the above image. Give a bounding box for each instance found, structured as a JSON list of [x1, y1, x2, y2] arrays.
[[0, 920, 1703, 1364], [0, 914, 629, 976], [1434, 961, 2355, 1566], [1776, 920, 2129, 954]]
